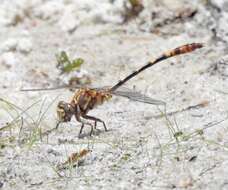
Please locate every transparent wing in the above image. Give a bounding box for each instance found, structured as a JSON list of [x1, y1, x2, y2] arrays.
[[113, 88, 166, 105], [20, 84, 83, 91], [21, 84, 165, 106], [93, 86, 166, 106], [21, 84, 107, 92]]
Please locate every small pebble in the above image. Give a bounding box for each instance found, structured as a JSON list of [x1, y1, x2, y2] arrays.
[[0, 52, 17, 67], [47, 148, 61, 156], [58, 7, 80, 33], [0, 38, 18, 52], [178, 176, 193, 188], [210, 0, 225, 9], [0, 181, 3, 188], [34, 1, 63, 20], [17, 38, 32, 53]]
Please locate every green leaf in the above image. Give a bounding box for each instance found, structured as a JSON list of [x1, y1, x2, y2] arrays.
[[63, 58, 84, 73], [56, 51, 71, 66], [56, 51, 84, 73]]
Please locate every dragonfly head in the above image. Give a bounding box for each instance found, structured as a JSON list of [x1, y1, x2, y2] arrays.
[[57, 101, 74, 122]]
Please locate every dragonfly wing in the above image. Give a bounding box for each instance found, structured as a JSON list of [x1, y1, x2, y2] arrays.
[[113, 88, 166, 105], [21, 84, 108, 92], [20, 84, 82, 91], [21, 84, 165, 106]]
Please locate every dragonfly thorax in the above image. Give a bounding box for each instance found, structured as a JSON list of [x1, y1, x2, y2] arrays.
[[71, 88, 112, 113]]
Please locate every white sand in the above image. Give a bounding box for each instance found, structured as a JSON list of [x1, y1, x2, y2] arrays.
[[1, 0, 228, 189]]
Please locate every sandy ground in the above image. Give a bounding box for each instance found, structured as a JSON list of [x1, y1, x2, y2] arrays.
[[1, 0, 228, 189]]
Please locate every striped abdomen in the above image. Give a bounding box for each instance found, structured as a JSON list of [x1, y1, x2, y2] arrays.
[[110, 43, 203, 91], [163, 43, 203, 58]]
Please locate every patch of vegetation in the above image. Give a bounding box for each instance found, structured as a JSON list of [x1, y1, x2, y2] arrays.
[[56, 51, 84, 74]]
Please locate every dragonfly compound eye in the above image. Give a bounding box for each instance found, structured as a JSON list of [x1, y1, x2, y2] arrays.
[[57, 101, 74, 122]]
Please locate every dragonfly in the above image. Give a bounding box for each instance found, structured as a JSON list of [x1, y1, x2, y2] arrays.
[[22, 43, 203, 136]]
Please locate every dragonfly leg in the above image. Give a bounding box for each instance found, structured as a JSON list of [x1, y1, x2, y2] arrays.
[[74, 110, 94, 136], [79, 124, 84, 134], [76, 118, 94, 136], [81, 114, 107, 132]]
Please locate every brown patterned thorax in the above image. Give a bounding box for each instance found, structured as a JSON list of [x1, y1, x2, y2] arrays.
[[71, 88, 112, 112]]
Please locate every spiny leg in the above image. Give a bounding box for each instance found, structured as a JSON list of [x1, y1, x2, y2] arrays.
[[75, 116, 94, 136], [74, 109, 94, 136], [94, 121, 97, 129], [79, 124, 84, 135], [81, 114, 108, 132], [55, 121, 61, 129]]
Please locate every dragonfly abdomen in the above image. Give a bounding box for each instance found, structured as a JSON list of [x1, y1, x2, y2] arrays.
[[163, 43, 203, 58]]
